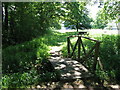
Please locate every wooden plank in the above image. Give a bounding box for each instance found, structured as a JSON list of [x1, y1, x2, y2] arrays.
[[81, 36, 102, 43], [48, 47, 92, 81], [49, 57, 92, 80], [78, 32, 87, 35]]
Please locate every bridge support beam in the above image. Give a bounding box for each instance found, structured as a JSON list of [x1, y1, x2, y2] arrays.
[[67, 37, 70, 58], [78, 36, 81, 61], [93, 42, 100, 71]]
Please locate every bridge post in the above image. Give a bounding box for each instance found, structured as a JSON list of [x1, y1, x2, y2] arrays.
[[78, 36, 81, 60], [67, 37, 70, 58], [93, 42, 100, 71]]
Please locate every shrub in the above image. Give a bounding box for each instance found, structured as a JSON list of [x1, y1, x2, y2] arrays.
[[2, 37, 50, 74]]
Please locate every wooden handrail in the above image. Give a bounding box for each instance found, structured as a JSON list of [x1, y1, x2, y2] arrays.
[[67, 35, 102, 72], [67, 37, 70, 58], [81, 36, 102, 43], [93, 42, 100, 71], [68, 35, 102, 43]]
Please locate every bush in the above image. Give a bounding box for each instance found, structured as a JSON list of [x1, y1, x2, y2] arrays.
[[2, 69, 60, 88], [2, 37, 50, 74], [97, 35, 120, 83], [2, 59, 60, 88], [2, 69, 37, 88]]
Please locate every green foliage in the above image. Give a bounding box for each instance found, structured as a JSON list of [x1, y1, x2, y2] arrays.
[[2, 2, 62, 47], [2, 36, 49, 74], [2, 2, 94, 47], [103, 1, 119, 22], [2, 69, 38, 88], [2, 31, 78, 88], [2, 69, 60, 88], [92, 9, 108, 29], [43, 31, 77, 46], [96, 35, 120, 83], [2, 31, 77, 73], [63, 2, 92, 29], [92, 1, 119, 29]]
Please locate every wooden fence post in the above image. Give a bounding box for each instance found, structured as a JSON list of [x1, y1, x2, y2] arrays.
[[93, 42, 100, 71], [78, 36, 81, 60], [67, 37, 70, 58]]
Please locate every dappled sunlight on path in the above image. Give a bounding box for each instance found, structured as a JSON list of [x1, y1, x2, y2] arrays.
[[48, 46, 92, 81], [49, 46, 62, 53]]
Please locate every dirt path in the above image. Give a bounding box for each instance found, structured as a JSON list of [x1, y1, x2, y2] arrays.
[[49, 46, 92, 80]]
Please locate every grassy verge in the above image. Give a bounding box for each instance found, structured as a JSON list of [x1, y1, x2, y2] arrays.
[[2, 30, 77, 88]]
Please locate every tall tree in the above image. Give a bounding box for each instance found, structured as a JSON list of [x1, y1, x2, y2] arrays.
[[92, 10, 108, 29], [103, 0, 119, 29], [93, 0, 120, 29], [4, 3, 8, 32], [2, 2, 62, 47], [63, 2, 92, 31]]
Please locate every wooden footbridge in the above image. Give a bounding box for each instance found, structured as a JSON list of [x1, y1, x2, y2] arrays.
[[49, 32, 103, 81]]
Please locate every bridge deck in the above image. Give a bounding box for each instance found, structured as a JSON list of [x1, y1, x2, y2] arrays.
[[48, 47, 92, 81]]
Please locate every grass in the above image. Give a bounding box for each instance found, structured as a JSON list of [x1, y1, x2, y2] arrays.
[[2, 30, 77, 88], [42, 30, 78, 46]]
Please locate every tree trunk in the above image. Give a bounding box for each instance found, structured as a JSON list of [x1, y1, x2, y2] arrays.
[[2, 3, 3, 24], [4, 3, 9, 37], [76, 22, 78, 32]]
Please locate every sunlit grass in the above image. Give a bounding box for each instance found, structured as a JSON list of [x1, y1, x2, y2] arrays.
[[2, 30, 78, 88]]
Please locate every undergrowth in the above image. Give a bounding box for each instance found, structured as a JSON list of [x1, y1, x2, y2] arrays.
[[2, 30, 77, 88]]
